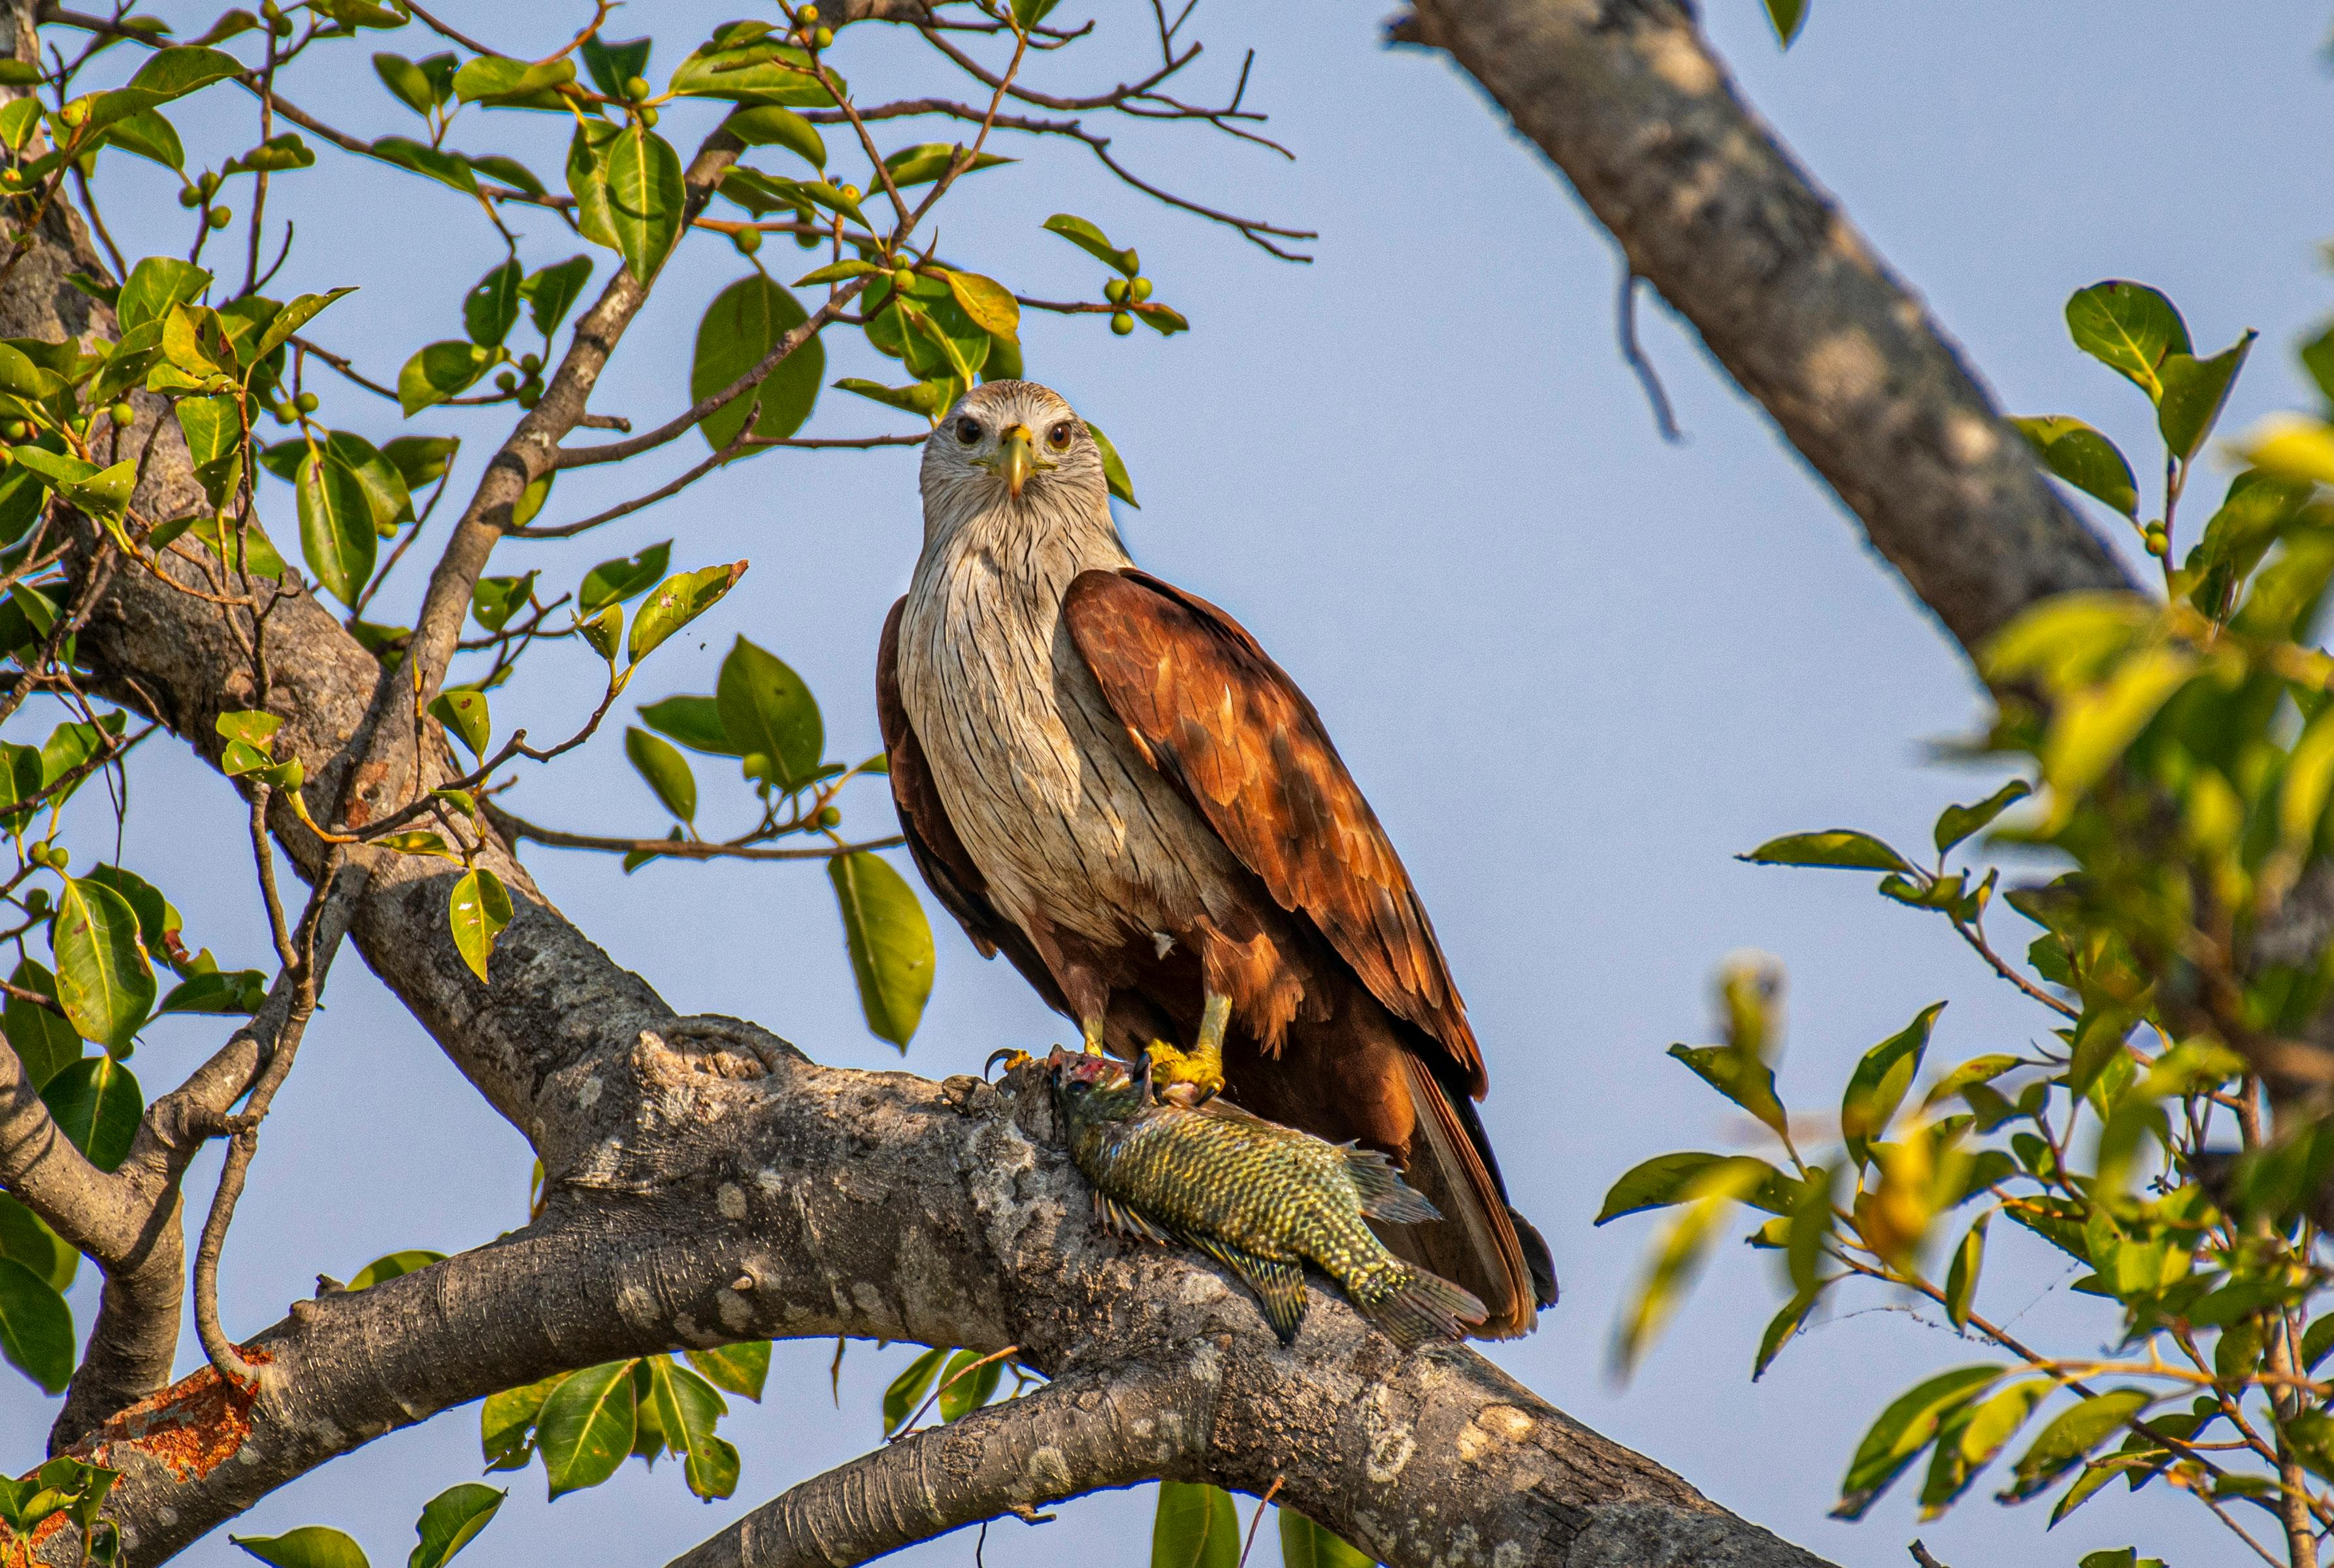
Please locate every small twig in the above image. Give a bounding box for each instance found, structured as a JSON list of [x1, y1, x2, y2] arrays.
[[488, 800, 902, 864], [1617, 268, 1683, 445], [1236, 1478, 1284, 1568], [1906, 1544, 1948, 1568]]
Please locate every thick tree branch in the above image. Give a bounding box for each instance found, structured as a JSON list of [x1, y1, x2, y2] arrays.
[[1394, 0, 2138, 659], [666, 1365, 1192, 1568]]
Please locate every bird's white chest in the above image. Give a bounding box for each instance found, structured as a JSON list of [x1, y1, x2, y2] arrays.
[[896, 541, 1221, 948]]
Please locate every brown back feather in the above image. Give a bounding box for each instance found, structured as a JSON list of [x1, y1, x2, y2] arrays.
[[1062, 569, 1486, 1098]]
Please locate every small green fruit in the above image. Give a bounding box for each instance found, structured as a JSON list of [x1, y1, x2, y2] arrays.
[[58, 100, 86, 129], [108, 402, 134, 428], [208, 206, 232, 229], [495, 370, 518, 393], [816, 804, 842, 828], [295, 390, 320, 414], [517, 386, 540, 410], [733, 226, 763, 255], [1109, 311, 1134, 336], [795, 229, 819, 248], [640, 105, 659, 128], [1128, 276, 1153, 302], [1122, 249, 1138, 276], [3, 420, 27, 440], [177, 186, 201, 208], [1103, 278, 1127, 305], [798, 4, 819, 22], [199, 171, 220, 197], [623, 76, 651, 102], [838, 184, 861, 204], [521, 353, 542, 374], [22, 888, 46, 914], [893, 266, 916, 291], [813, 27, 832, 47]]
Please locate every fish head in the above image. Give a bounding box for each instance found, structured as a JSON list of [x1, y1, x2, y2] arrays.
[[1047, 1049, 1146, 1128]]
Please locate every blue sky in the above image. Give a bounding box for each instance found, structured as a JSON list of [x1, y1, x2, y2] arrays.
[[5, 3, 2329, 1565]]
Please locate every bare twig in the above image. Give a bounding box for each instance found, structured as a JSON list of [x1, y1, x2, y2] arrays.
[[487, 800, 902, 864]]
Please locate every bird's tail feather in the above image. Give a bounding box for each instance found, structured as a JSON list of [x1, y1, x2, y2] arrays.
[[1374, 1054, 1544, 1338]]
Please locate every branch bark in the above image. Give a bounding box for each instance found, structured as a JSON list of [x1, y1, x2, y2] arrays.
[[1394, 0, 2139, 660]]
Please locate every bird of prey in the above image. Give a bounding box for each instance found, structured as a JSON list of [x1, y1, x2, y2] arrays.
[[876, 380, 1556, 1337]]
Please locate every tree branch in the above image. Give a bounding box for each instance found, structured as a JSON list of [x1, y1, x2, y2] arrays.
[[665, 1366, 1192, 1568], [1392, 0, 2135, 658]]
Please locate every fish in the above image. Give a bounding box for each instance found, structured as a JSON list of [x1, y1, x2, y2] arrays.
[[1045, 1048, 1487, 1349]]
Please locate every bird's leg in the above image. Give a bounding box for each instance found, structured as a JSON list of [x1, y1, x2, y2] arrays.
[[1145, 992, 1228, 1107], [1081, 1013, 1107, 1055]]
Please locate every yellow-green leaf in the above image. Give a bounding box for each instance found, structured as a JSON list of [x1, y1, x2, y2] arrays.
[[51, 876, 154, 1055], [536, 1361, 638, 1499], [829, 852, 933, 1049], [447, 867, 513, 983]]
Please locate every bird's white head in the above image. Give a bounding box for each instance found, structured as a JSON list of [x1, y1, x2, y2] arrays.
[[917, 380, 1114, 554]]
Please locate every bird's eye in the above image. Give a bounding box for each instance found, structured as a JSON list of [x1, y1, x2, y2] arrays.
[[953, 417, 981, 445], [1047, 421, 1075, 451]]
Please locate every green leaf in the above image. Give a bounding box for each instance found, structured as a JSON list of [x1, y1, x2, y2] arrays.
[[463, 257, 523, 349], [1945, 1213, 1986, 1330], [450, 55, 576, 105], [1130, 302, 1189, 336], [0, 1193, 74, 1293], [1011, 0, 1062, 27], [642, 1356, 733, 1498], [297, 448, 377, 608], [347, 1249, 445, 1290], [373, 51, 435, 115], [1151, 1481, 1239, 1568], [105, 106, 184, 170], [470, 573, 536, 634], [324, 431, 415, 532], [692, 274, 824, 453], [1044, 212, 1138, 276], [407, 1483, 502, 1568], [446, 868, 513, 984], [1919, 1374, 2050, 1518], [1665, 1043, 1786, 1139], [832, 376, 956, 421], [565, 120, 623, 247], [2064, 281, 2190, 400], [2156, 331, 2256, 463], [579, 540, 670, 615], [668, 37, 840, 105], [716, 636, 822, 791], [1275, 1509, 1373, 1568], [430, 689, 489, 758], [628, 563, 746, 666], [685, 1341, 769, 1400], [233, 1527, 370, 1568], [1841, 1002, 1944, 1165], [2009, 416, 2137, 518], [829, 852, 933, 1049], [881, 143, 1011, 189], [1763, 0, 1809, 45], [125, 44, 246, 103], [537, 1360, 638, 1499], [80, 865, 181, 972], [6, 960, 82, 1089], [480, 1372, 563, 1471], [255, 286, 357, 364], [519, 256, 593, 341], [41, 1056, 141, 1171], [881, 1346, 944, 1435], [638, 694, 736, 756], [725, 104, 824, 167], [1596, 1151, 1793, 1224], [935, 1347, 1001, 1422], [625, 727, 697, 821], [578, 33, 651, 99], [372, 135, 478, 196], [1739, 830, 1913, 874], [1830, 1364, 2006, 1520], [383, 434, 459, 493], [0, 1256, 71, 1394], [578, 604, 622, 663], [175, 394, 246, 510], [606, 123, 685, 285], [156, 967, 267, 1017], [2004, 1388, 2152, 1499], [52, 876, 154, 1055], [1611, 1156, 1771, 1373], [1753, 1286, 1818, 1380], [2038, 646, 2196, 823], [397, 339, 490, 416], [1933, 779, 2030, 857], [1083, 419, 1138, 507]]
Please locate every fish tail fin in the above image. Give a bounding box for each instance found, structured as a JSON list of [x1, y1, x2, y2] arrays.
[[1350, 1259, 1486, 1351], [1343, 1143, 1441, 1224]]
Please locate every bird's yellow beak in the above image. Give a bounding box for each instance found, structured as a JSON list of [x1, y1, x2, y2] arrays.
[[998, 423, 1035, 500]]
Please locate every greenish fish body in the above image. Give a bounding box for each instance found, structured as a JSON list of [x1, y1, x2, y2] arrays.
[[1048, 1050, 1485, 1348]]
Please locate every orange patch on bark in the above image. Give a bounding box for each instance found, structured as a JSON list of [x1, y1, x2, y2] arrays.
[[84, 1345, 274, 1481]]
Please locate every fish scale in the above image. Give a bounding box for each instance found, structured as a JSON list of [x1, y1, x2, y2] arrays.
[[1049, 1050, 1485, 1349]]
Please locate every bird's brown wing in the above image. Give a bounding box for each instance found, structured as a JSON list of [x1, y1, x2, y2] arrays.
[[876, 597, 1070, 1016], [1062, 568, 1485, 1098]]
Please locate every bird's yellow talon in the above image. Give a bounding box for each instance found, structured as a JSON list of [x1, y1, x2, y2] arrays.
[[983, 1047, 1034, 1080], [1144, 1037, 1224, 1107]]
